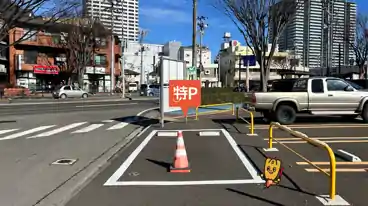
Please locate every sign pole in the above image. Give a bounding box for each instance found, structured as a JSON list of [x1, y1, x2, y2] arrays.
[[160, 57, 164, 128]]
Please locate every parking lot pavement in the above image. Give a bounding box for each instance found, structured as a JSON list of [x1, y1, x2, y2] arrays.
[[65, 119, 357, 206]]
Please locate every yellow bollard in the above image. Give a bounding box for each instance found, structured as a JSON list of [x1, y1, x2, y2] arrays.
[[268, 124, 273, 149], [249, 112, 254, 134], [326, 147, 336, 200], [232, 104, 235, 115], [195, 107, 199, 120]]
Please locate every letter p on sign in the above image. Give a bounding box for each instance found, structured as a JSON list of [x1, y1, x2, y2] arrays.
[[169, 80, 201, 117]]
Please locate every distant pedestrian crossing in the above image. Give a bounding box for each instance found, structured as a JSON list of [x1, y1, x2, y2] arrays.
[[0, 119, 135, 141]]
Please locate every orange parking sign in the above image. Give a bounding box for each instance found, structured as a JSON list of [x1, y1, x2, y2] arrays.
[[169, 80, 201, 117]]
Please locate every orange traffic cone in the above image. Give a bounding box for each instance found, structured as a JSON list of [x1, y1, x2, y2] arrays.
[[170, 131, 191, 173]]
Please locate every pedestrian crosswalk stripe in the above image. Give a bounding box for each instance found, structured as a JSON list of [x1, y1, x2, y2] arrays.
[[0, 129, 19, 135], [72, 124, 104, 133], [102, 120, 115, 123], [0, 125, 56, 140], [107, 122, 129, 130], [27, 122, 87, 139]]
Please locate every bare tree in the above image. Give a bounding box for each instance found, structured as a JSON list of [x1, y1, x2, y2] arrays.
[[344, 14, 368, 78], [214, 0, 299, 91], [0, 0, 79, 45], [60, 17, 109, 85]]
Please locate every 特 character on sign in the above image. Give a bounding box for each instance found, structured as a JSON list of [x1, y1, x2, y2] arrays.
[[261, 157, 284, 188], [173, 86, 198, 103]]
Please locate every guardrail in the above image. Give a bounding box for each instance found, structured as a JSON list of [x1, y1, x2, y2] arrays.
[[195, 102, 235, 120], [267, 122, 336, 200], [235, 107, 256, 136]]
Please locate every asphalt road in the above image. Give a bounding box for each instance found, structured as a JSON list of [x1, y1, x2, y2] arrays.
[[0, 98, 158, 116], [66, 115, 368, 206], [0, 105, 158, 206]]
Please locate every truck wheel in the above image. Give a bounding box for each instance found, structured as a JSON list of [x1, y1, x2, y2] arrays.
[[361, 103, 368, 123], [275, 105, 296, 125]]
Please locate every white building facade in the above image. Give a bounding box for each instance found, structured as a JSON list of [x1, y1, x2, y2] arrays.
[[122, 42, 163, 84], [83, 0, 139, 41]]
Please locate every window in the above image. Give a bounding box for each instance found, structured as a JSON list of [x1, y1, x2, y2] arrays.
[[311, 79, 324, 93], [23, 29, 37, 41], [72, 85, 80, 90], [292, 79, 307, 92], [95, 37, 107, 47], [326, 79, 349, 91], [23, 50, 38, 64], [63, 86, 71, 90], [94, 55, 107, 65]]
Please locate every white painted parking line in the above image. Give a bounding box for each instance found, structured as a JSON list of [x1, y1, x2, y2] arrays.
[[104, 129, 265, 186], [0, 125, 56, 140], [199, 131, 220, 136], [27, 122, 87, 139], [156, 131, 177, 136], [72, 124, 104, 133], [0, 129, 19, 135]]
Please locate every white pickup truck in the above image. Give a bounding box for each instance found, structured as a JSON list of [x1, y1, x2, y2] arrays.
[[247, 77, 368, 124]]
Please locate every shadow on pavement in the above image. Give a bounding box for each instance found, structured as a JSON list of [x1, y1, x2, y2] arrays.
[[146, 158, 170, 172], [237, 144, 318, 198]]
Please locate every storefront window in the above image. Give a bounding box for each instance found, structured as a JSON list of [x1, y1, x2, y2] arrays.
[[24, 50, 38, 64]]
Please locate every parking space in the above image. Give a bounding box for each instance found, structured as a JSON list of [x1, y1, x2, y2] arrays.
[[67, 120, 342, 206]]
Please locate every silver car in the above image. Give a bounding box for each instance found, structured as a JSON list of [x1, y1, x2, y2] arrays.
[[53, 85, 88, 99]]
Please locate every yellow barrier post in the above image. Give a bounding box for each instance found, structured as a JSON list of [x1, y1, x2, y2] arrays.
[[235, 107, 239, 121], [265, 122, 337, 202], [232, 104, 235, 115], [268, 123, 274, 149], [195, 107, 199, 120], [249, 111, 254, 135]]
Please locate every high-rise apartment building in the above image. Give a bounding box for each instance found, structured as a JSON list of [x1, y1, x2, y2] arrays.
[[274, 0, 356, 69], [83, 0, 139, 41]]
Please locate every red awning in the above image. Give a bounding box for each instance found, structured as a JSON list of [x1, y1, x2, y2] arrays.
[[33, 65, 59, 75]]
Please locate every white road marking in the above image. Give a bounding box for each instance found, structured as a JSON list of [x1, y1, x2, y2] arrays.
[[75, 103, 137, 108], [0, 125, 56, 140], [72, 124, 104, 133], [102, 120, 115, 123], [107, 119, 135, 130], [104, 129, 265, 186], [0, 129, 19, 135], [27, 122, 87, 139], [221, 129, 263, 182], [104, 130, 156, 186]]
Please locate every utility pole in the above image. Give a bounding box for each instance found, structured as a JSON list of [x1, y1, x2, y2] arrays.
[[139, 30, 148, 86], [238, 54, 241, 90], [338, 43, 341, 75], [120, 38, 127, 98], [192, 0, 197, 70], [197, 16, 208, 67]]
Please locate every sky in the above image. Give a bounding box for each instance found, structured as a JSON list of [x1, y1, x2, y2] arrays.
[[139, 0, 368, 61]]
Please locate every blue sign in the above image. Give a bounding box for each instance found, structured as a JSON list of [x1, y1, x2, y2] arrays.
[[242, 55, 256, 66]]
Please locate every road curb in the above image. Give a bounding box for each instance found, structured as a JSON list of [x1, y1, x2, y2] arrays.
[[335, 149, 362, 162], [33, 109, 155, 206]]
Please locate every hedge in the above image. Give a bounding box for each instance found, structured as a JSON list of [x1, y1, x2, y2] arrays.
[[201, 88, 250, 105]]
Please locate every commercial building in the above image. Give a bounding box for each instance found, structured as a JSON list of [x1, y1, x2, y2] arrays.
[[179, 45, 220, 87], [273, 0, 356, 70], [219, 40, 308, 87], [83, 0, 139, 41], [7, 19, 121, 93]]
